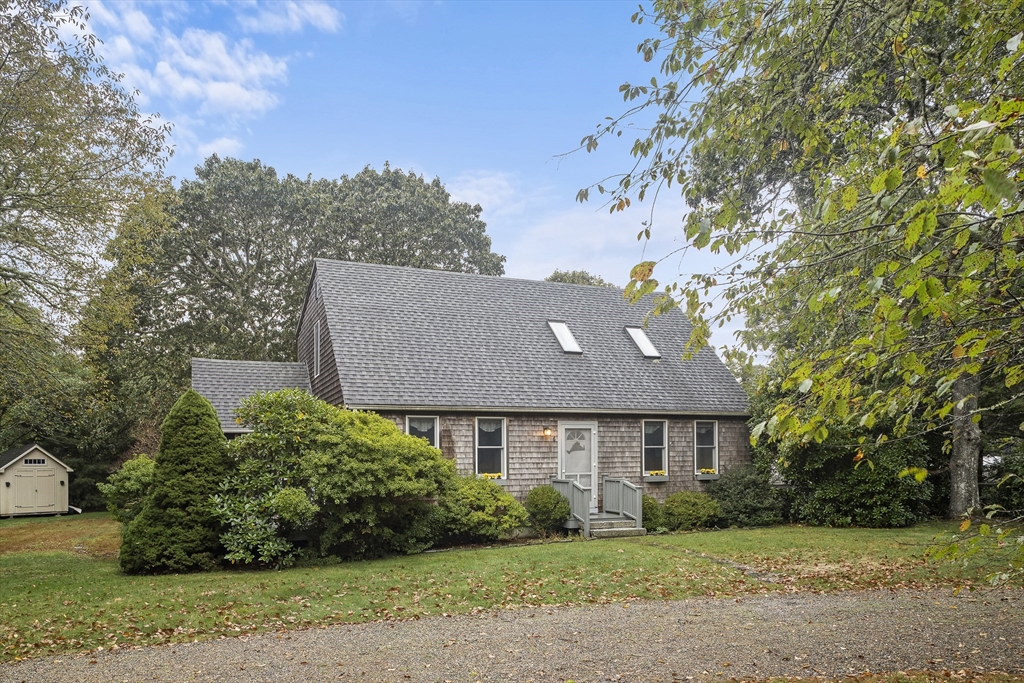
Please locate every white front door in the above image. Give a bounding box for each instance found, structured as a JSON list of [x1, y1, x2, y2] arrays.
[[558, 421, 598, 510]]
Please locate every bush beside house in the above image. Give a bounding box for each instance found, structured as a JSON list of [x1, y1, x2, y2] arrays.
[[437, 475, 529, 545], [663, 492, 720, 530], [524, 485, 570, 533], [97, 454, 155, 524], [707, 465, 784, 527], [119, 390, 230, 574]]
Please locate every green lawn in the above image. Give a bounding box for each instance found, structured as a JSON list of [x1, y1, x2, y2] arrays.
[[0, 514, 996, 662]]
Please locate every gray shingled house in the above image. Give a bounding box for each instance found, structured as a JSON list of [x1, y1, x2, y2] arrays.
[[193, 259, 751, 536]]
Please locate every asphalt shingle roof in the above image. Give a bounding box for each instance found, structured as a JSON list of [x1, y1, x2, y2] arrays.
[[191, 358, 311, 432], [315, 259, 749, 415]]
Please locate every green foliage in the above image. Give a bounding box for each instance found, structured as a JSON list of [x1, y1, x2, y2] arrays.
[[641, 494, 664, 530], [0, 0, 168, 320], [986, 443, 1024, 515], [119, 390, 229, 574], [97, 454, 155, 524], [585, 0, 1024, 522], [524, 485, 571, 532], [779, 436, 935, 528], [707, 466, 783, 528], [662, 492, 720, 531], [437, 476, 529, 545], [545, 269, 617, 287], [212, 390, 456, 567]]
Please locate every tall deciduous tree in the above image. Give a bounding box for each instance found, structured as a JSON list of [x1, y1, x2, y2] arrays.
[[545, 269, 617, 287], [581, 0, 1023, 518], [98, 157, 506, 386], [0, 1, 169, 321]]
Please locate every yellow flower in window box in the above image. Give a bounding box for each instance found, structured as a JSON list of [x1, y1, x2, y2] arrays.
[[699, 468, 717, 475], [646, 470, 667, 477], [480, 472, 503, 480]]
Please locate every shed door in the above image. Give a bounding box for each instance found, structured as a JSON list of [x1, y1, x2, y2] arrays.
[[13, 470, 55, 511]]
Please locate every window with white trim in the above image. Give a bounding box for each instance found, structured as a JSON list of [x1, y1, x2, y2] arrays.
[[695, 421, 718, 474], [313, 320, 321, 378], [406, 416, 439, 448], [24, 458, 46, 465], [626, 326, 661, 359], [475, 417, 506, 479], [547, 320, 583, 354], [642, 420, 667, 475]]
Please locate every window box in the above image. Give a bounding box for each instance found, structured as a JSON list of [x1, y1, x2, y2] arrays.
[[696, 473, 720, 481], [644, 475, 670, 483]]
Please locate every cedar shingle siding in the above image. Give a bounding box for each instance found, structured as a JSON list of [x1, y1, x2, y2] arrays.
[[383, 412, 750, 504]]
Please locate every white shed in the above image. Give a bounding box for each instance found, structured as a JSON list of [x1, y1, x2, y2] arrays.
[[0, 444, 74, 517]]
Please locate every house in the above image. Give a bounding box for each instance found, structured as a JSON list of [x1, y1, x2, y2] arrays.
[[0, 444, 74, 517], [193, 259, 751, 535]]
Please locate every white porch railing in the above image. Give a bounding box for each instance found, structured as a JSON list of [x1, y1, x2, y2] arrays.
[[551, 478, 591, 538], [602, 477, 643, 530]]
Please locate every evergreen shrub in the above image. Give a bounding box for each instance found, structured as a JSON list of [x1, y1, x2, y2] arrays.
[[119, 390, 229, 574], [213, 390, 456, 566], [707, 465, 783, 527], [97, 454, 155, 524], [642, 494, 664, 530], [662, 491, 720, 530], [524, 485, 570, 532], [437, 475, 529, 544]]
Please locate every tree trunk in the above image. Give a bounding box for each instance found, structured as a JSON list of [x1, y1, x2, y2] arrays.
[[948, 372, 982, 518]]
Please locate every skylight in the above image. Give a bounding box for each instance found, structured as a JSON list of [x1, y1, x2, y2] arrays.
[[626, 326, 661, 359], [548, 320, 583, 354]]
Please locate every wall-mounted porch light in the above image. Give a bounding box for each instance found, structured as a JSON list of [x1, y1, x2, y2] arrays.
[[542, 426, 553, 438]]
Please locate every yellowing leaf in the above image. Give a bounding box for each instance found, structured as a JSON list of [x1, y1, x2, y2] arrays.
[[952, 345, 966, 359], [630, 261, 656, 282], [916, 164, 927, 180], [959, 519, 971, 532]]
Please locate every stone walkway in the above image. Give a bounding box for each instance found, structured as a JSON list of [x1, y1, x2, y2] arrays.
[[3, 590, 1022, 683]]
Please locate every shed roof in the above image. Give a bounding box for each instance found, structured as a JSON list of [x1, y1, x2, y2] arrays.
[[0, 444, 74, 473], [313, 259, 750, 415], [191, 358, 312, 432]]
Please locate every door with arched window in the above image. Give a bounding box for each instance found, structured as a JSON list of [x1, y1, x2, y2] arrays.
[[557, 421, 599, 510]]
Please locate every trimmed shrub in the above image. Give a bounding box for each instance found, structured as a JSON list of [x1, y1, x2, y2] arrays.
[[663, 491, 720, 530], [707, 465, 783, 527], [525, 485, 571, 532], [212, 390, 456, 566], [642, 494, 664, 530], [97, 454, 155, 524], [119, 390, 230, 574], [438, 475, 529, 545], [793, 438, 934, 528]]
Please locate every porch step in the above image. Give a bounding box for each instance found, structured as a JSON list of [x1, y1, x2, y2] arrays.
[[591, 527, 647, 539], [590, 518, 640, 530]]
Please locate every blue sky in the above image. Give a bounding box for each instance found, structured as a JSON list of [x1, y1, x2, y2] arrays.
[[85, 1, 739, 345]]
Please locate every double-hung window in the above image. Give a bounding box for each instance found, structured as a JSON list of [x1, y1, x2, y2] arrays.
[[475, 417, 506, 479], [406, 416, 439, 448], [642, 420, 667, 476], [695, 421, 718, 474]]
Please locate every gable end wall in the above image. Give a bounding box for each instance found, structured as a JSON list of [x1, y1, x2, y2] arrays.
[[297, 279, 344, 406]]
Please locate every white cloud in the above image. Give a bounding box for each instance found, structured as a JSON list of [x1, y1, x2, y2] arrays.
[[237, 1, 343, 34], [197, 136, 244, 158], [447, 171, 518, 212]]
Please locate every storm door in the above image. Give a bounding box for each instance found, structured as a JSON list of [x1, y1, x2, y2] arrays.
[[558, 421, 599, 510]]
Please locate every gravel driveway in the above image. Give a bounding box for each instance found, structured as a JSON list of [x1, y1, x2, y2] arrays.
[[3, 589, 1022, 683]]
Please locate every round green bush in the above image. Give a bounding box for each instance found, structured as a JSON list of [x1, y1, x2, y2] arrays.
[[525, 485, 570, 532], [707, 465, 783, 527], [662, 491, 721, 530], [119, 390, 230, 574], [437, 475, 529, 545], [97, 454, 156, 524], [642, 494, 664, 530]]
